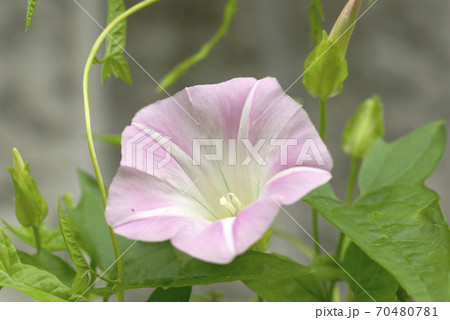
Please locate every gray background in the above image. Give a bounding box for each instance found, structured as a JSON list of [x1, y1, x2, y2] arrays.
[[0, 0, 448, 301]]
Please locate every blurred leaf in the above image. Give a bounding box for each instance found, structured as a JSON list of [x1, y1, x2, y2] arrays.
[[191, 290, 224, 302], [303, 33, 348, 100], [101, 0, 132, 85], [93, 134, 121, 146], [271, 228, 313, 259], [17, 250, 76, 287], [244, 275, 325, 302], [2, 220, 66, 251], [66, 170, 116, 273], [0, 228, 84, 301], [343, 243, 398, 301], [308, 0, 324, 44], [158, 0, 238, 91], [61, 192, 75, 209], [310, 255, 344, 282], [26, 0, 37, 31], [147, 287, 192, 302], [359, 120, 446, 194], [58, 202, 90, 295]]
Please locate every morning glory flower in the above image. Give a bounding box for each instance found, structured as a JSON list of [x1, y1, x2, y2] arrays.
[[106, 77, 333, 264]]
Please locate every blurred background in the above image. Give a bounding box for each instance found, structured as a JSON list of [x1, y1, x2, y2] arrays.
[[0, 0, 449, 301]]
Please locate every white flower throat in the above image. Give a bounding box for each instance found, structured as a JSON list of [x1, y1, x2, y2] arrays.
[[219, 193, 243, 216]]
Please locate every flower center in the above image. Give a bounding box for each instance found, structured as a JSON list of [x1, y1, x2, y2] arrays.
[[219, 193, 243, 217]]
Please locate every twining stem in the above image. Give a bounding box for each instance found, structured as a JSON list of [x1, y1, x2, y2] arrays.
[[32, 225, 41, 254], [82, 0, 161, 302], [312, 98, 328, 255]]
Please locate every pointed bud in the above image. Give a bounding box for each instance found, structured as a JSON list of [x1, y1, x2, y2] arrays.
[[7, 148, 48, 227], [328, 0, 362, 58], [342, 95, 384, 158]]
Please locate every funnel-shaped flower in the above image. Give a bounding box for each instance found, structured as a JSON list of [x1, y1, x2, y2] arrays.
[[106, 77, 333, 264]]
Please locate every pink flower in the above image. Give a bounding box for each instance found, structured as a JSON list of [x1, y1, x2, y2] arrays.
[[106, 77, 332, 264]]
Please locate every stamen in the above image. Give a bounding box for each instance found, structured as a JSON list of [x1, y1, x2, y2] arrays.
[[219, 193, 243, 216]]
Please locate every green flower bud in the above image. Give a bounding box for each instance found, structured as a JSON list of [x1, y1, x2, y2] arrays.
[[303, 1, 362, 100], [342, 95, 384, 158], [303, 32, 348, 100], [328, 0, 362, 58], [7, 148, 48, 227]]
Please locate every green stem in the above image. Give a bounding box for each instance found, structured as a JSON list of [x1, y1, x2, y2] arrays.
[[32, 225, 41, 254], [330, 156, 359, 300], [90, 269, 119, 284], [319, 98, 327, 140], [312, 209, 320, 254], [312, 99, 327, 255], [82, 0, 161, 302], [346, 157, 358, 206], [335, 156, 358, 259]]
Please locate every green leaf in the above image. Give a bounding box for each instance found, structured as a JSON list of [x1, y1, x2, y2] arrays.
[[104, 54, 132, 85], [310, 255, 344, 282], [158, 0, 237, 91], [17, 250, 76, 287], [66, 170, 116, 273], [0, 228, 84, 301], [359, 120, 446, 194], [342, 95, 384, 158], [2, 220, 66, 251], [93, 134, 121, 146], [58, 201, 90, 294], [101, 0, 132, 85], [123, 241, 318, 289], [26, 0, 37, 31], [243, 253, 328, 301], [302, 33, 348, 100], [305, 186, 450, 301], [343, 243, 398, 301], [244, 276, 325, 302], [308, 0, 324, 44], [147, 287, 192, 302]]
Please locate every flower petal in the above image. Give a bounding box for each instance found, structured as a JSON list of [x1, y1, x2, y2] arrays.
[[263, 167, 332, 205], [106, 167, 216, 230], [231, 197, 280, 255], [186, 77, 257, 139], [171, 218, 236, 264]]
